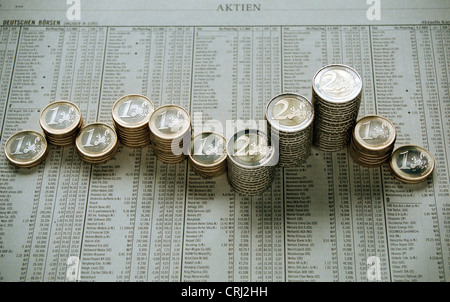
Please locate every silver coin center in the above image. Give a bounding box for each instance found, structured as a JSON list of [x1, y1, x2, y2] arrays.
[[80, 127, 114, 154], [44, 104, 79, 130], [395, 149, 429, 175], [272, 98, 310, 127], [8, 133, 44, 161], [232, 133, 271, 163], [358, 120, 391, 146], [319, 69, 356, 99], [117, 99, 151, 123], [191, 134, 225, 165], [154, 109, 187, 135]]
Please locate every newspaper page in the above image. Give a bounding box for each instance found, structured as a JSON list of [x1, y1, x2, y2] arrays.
[[0, 0, 449, 282]]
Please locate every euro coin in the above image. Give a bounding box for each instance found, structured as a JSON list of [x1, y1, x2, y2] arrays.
[[312, 64, 362, 152], [265, 93, 314, 166], [75, 123, 118, 164], [4, 130, 49, 168], [112, 94, 154, 148], [189, 132, 227, 178], [389, 145, 434, 183], [39, 100, 83, 146], [149, 104, 191, 164], [350, 115, 396, 167], [226, 129, 276, 196]]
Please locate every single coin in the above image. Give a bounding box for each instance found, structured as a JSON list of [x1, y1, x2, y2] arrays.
[[149, 104, 190, 140], [4, 130, 48, 167], [189, 132, 226, 167], [75, 123, 118, 160], [226, 129, 276, 195], [227, 129, 275, 168], [389, 145, 435, 183], [266, 93, 313, 132], [40, 101, 82, 135], [112, 94, 154, 129], [313, 64, 362, 103], [354, 115, 396, 151]]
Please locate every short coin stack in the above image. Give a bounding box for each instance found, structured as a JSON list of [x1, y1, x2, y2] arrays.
[[75, 123, 119, 164], [189, 132, 227, 178], [4, 130, 49, 168], [312, 64, 363, 151], [226, 129, 277, 196], [349, 115, 396, 168], [149, 104, 191, 164], [389, 145, 435, 184], [39, 100, 83, 146], [111, 94, 154, 148], [265, 93, 314, 166]]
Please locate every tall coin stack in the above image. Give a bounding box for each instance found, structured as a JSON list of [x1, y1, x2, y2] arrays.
[[4, 130, 49, 168], [112, 94, 154, 148], [312, 64, 362, 151], [349, 115, 396, 167], [226, 129, 277, 196], [149, 104, 191, 164], [189, 132, 227, 178], [39, 100, 83, 146], [75, 123, 119, 164], [265, 93, 314, 166]]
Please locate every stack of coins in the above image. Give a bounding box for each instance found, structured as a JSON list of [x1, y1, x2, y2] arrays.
[[265, 93, 314, 166], [189, 132, 227, 178], [149, 104, 191, 164], [349, 115, 396, 167], [226, 129, 277, 196], [4, 130, 49, 168], [389, 145, 435, 184], [39, 100, 83, 146], [312, 64, 363, 151], [75, 123, 119, 164], [111, 94, 155, 148]]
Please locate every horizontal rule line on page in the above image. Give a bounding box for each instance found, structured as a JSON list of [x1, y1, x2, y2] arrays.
[[0, 24, 448, 28], [0, 8, 449, 12]]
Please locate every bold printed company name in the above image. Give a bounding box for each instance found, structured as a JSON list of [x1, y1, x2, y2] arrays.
[[217, 3, 261, 11], [3, 20, 61, 26]]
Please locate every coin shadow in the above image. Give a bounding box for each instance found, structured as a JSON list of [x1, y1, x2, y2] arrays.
[[13, 164, 41, 175], [390, 174, 433, 191]]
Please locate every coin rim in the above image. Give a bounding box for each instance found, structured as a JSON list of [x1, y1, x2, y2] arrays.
[[265, 93, 314, 133], [148, 104, 191, 140], [39, 100, 82, 135], [312, 64, 363, 103], [111, 94, 155, 129], [226, 129, 276, 169], [4, 130, 48, 167], [189, 132, 227, 168], [353, 115, 396, 151], [389, 144, 435, 182], [75, 123, 118, 158]]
